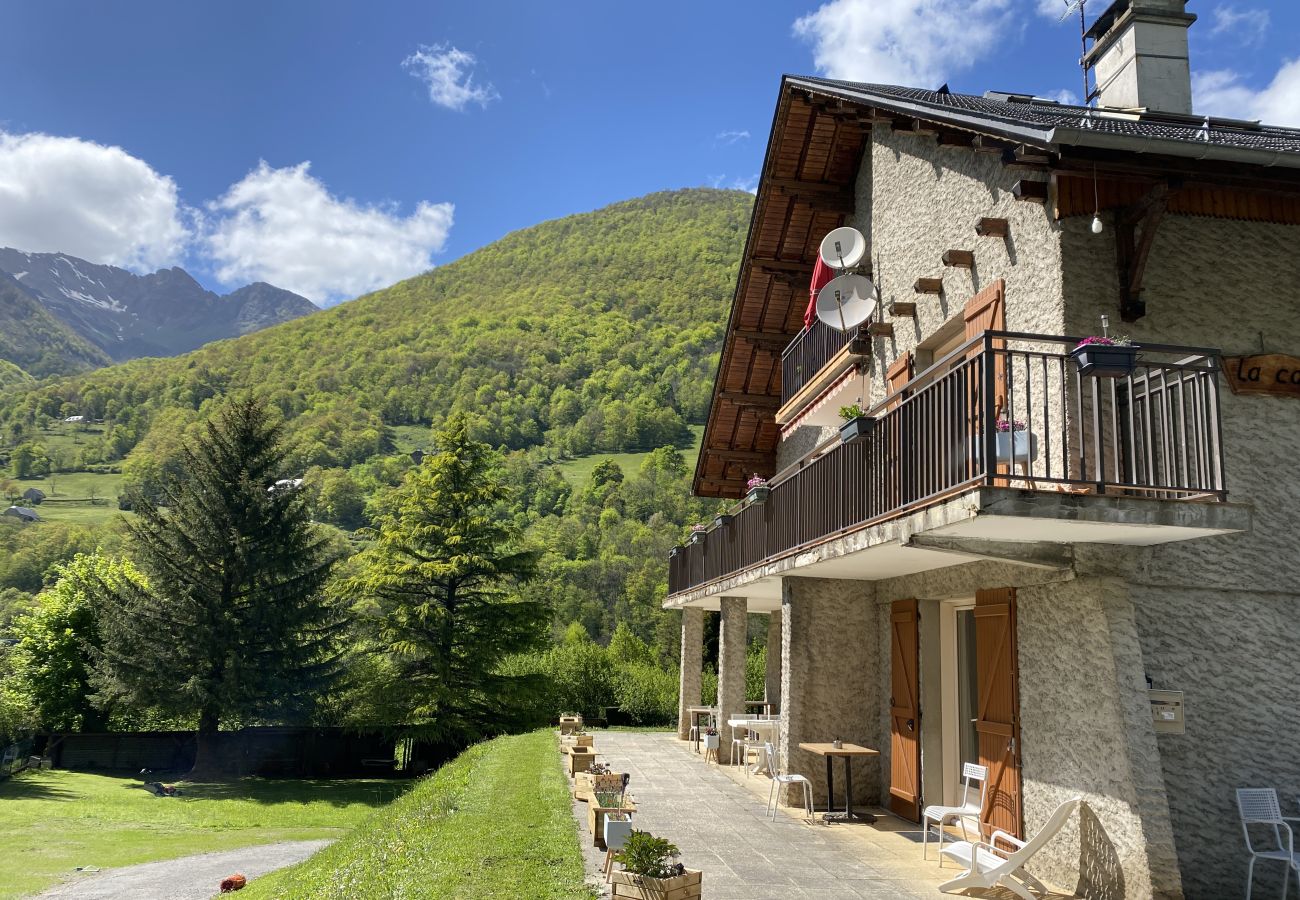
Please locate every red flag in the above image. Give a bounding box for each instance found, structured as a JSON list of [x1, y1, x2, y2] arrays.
[[803, 257, 835, 328]]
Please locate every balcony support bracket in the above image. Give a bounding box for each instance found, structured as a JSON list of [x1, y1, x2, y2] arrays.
[[906, 534, 1075, 571], [1115, 182, 1172, 323]]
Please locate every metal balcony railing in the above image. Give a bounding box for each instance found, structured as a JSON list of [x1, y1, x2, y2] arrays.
[[781, 319, 865, 402], [669, 331, 1227, 597]]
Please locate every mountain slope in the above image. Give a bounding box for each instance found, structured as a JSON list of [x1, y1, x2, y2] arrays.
[[0, 189, 750, 471], [0, 271, 112, 378], [0, 248, 317, 363]]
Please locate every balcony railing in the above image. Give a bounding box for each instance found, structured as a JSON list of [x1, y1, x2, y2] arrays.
[[670, 331, 1227, 597], [781, 319, 866, 402]]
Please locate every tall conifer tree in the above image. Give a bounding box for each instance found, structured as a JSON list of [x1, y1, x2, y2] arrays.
[[351, 413, 546, 743], [95, 397, 341, 774]]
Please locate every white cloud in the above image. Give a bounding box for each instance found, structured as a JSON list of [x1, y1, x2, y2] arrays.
[[715, 130, 751, 145], [1045, 88, 1080, 105], [403, 43, 499, 111], [1194, 59, 1300, 126], [793, 0, 1013, 86], [205, 161, 454, 305], [1210, 5, 1269, 44], [0, 132, 190, 270], [731, 174, 760, 194]]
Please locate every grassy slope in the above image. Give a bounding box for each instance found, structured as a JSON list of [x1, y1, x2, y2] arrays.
[[242, 731, 593, 900], [0, 771, 406, 899], [555, 424, 704, 486]]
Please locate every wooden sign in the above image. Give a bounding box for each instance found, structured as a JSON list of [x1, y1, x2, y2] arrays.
[[1223, 354, 1300, 397]]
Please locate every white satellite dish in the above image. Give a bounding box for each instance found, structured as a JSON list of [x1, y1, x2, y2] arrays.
[[815, 274, 876, 333], [818, 226, 868, 271]]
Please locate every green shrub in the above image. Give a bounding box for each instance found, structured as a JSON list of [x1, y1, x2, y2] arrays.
[[614, 662, 677, 725]]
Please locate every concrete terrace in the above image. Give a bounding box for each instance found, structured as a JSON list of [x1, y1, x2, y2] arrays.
[[573, 731, 1074, 900]]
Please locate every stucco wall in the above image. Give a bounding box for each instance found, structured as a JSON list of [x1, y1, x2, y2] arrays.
[[1062, 211, 1300, 899]]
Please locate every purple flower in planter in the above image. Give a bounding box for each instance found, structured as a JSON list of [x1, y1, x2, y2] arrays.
[[995, 417, 1027, 433], [1076, 335, 1133, 348], [746, 475, 768, 490]]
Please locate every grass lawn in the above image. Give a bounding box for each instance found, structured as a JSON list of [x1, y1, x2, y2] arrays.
[[242, 730, 595, 899], [556, 424, 704, 486], [0, 770, 406, 899]]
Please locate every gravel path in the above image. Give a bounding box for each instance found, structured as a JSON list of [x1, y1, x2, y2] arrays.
[[32, 840, 331, 900]]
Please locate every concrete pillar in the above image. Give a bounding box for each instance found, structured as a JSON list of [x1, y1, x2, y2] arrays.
[[779, 576, 879, 808], [717, 596, 748, 764], [676, 607, 704, 740], [764, 610, 782, 713]]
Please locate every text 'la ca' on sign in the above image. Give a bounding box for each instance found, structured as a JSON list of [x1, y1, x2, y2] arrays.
[[1223, 354, 1300, 398]]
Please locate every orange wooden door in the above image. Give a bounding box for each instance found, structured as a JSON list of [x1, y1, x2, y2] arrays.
[[974, 587, 1022, 842], [888, 598, 922, 822]]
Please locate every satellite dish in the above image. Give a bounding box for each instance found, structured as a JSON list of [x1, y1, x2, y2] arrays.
[[818, 226, 868, 270], [815, 274, 876, 333]]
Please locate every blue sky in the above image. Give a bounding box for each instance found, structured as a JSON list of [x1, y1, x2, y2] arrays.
[[0, 0, 1296, 304]]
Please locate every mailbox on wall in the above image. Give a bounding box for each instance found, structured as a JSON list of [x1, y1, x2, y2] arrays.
[[1150, 690, 1185, 734]]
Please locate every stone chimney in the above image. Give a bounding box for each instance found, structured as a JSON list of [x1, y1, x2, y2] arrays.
[[1083, 0, 1197, 113]]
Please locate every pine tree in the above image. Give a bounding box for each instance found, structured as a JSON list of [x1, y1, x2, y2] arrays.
[[350, 413, 547, 744], [94, 396, 342, 775]]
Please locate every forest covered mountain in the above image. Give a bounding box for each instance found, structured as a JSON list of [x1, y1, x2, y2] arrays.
[[0, 189, 750, 470], [0, 248, 316, 367], [0, 271, 111, 378]]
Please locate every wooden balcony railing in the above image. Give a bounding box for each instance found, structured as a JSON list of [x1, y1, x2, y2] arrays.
[[669, 331, 1227, 597], [781, 319, 865, 402]]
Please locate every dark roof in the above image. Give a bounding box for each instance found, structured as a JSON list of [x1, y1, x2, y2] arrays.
[[787, 76, 1300, 165]]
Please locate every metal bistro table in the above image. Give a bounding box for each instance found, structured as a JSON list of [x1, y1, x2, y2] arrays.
[[686, 706, 717, 753], [798, 742, 880, 823]]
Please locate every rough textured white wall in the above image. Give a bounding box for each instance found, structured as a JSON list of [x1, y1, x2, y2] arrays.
[[764, 610, 782, 711], [717, 597, 748, 765], [779, 576, 881, 806], [1063, 211, 1300, 900]]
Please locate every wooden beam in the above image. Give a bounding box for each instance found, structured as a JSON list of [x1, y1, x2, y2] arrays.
[[765, 177, 850, 196], [942, 249, 975, 269], [752, 256, 815, 273], [972, 134, 1008, 154], [866, 321, 895, 338], [914, 277, 944, 294], [1013, 179, 1049, 203], [717, 390, 780, 409], [733, 329, 793, 350], [1014, 144, 1052, 165], [711, 449, 777, 464], [773, 187, 855, 213], [1115, 183, 1171, 322], [975, 217, 1010, 237], [890, 301, 918, 318], [937, 130, 971, 147]]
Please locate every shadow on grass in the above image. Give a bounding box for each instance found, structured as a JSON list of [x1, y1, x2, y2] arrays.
[[146, 777, 414, 809], [0, 771, 81, 802]]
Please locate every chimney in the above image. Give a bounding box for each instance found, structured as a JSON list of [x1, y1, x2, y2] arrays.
[[1083, 0, 1197, 113]]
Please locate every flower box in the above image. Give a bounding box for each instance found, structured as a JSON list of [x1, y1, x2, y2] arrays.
[[745, 485, 770, 505], [568, 749, 597, 775], [712, 513, 733, 529], [1071, 343, 1138, 378], [573, 771, 626, 803], [588, 799, 637, 847], [839, 416, 875, 444], [701, 733, 719, 750], [609, 869, 702, 900], [688, 530, 706, 546], [995, 431, 1038, 464]]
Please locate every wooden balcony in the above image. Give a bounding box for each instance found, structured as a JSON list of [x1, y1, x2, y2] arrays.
[[670, 332, 1243, 601]]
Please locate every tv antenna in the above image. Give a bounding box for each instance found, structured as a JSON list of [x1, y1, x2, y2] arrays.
[[1060, 0, 1091, 107], [815, 274, 877, 333]]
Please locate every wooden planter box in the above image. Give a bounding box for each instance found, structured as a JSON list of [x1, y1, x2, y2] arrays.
[[573, 771, 625, 802], [568, 749, 597, 775], [587, 799, 637, 848], [559, 715, 582, 735], [561, 734, 594, 754], [609, 869, 702, 900], [1071, 343, 1138, 378]]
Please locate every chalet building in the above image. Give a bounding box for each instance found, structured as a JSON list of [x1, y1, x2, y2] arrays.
[[667, 2, 1299, 898]]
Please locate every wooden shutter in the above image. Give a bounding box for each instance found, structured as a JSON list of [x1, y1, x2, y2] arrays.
[[963, 280, 1007, 421], [888, 598, 922, 822], [885, 352, 914, 403], [974, 587, 1022, 842]]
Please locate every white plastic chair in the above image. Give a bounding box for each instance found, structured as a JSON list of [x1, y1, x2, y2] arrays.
[[730, 729, 762, 773], [939, 796, 1080, 900], [762, 741, 813, 820], [923, 762, 988, 863], [1238, 788, 1300, 900]]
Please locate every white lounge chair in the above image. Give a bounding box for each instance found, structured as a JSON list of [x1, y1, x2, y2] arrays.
[[1237, 788, 1300, 900], [923, 762, 987, 863], [939, 796, 1081, 900]]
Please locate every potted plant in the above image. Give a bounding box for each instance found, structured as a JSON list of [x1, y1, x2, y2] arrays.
[[994, 417, 1038, 464], [575, 767, 626, 803], [701, 726, 719, 754], [838, 404, 874, 444], [1070, 335, 1138, 378], [589, 786, 637, 847], [604, 811, 635, 855], [687, 524, 707, 545], [745, 475, 770, 505], [610, 831, 702, 900]]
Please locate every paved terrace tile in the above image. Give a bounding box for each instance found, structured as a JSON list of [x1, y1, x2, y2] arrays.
[[569, 731, 1069, 900]]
